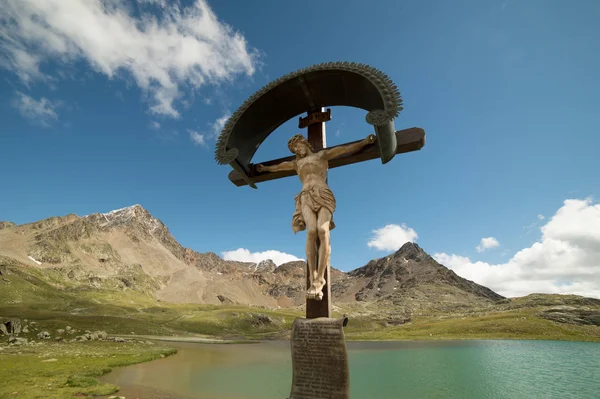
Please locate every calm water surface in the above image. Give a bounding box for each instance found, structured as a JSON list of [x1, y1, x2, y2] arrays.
[[103, 340, 600, 399]]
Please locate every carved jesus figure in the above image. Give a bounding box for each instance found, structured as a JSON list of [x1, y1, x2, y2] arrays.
[[257, 133, 376, 300]]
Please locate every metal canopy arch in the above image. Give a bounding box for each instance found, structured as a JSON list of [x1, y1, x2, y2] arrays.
[[214, 61, 406, 187]]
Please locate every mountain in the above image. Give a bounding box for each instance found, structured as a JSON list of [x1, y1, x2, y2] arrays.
[[0, 204, 505, 313], [331, 242, 504, 313]]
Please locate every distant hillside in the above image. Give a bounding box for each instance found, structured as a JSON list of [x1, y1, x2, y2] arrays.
[[1, 205, 599, 343], [0, 204, 532, 315]]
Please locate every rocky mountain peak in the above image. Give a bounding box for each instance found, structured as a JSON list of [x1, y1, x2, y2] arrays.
[[84, 204, 160, 232], [346, 242, 504, 303], [254, 259, 277, 273], [274, 260, 306, 277], [393, 242, 426, 260]]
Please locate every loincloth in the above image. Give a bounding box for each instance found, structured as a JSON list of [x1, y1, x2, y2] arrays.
[[292, 186, 336, 234]]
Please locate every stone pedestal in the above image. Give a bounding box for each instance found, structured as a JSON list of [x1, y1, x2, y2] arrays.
[[288, 317, 349, 399]]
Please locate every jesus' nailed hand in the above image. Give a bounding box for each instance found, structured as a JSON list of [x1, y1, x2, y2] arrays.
[[256, 134, 376, 301]]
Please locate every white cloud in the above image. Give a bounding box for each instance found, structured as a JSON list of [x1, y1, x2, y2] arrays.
[[537, 214, 545, 220], [12, 92, 60, 126], [0, 0, 257, 118], [221, 248, 302, 266], [476, 236, 500, 252], [189, 130, 206, 146], [137, 0, 167, 6], [188, 111, 230, 146], [367, 223, 418, 251], [149, 121, 161, 130], [434, 198, 600, 299], [210, 112, 230, 138]]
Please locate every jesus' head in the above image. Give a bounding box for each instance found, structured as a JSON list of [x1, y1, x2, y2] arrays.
[[288, 134, 313, 158]]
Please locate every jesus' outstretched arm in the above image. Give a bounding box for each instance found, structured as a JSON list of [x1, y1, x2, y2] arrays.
[[256, 160, 296, 173], [320, 134, 376, 161]]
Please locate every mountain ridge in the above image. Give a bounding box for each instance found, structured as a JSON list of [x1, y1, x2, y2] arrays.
[[1, 204, 506, 312]]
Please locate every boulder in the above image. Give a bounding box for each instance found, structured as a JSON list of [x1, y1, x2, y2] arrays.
[[96, 331, 107, 340], [249, 313, 277, 326], [0, 323, 8, 336], [5, 319, 21, 334], [56, 329, 65, 335], [37, 331, 51, 340]]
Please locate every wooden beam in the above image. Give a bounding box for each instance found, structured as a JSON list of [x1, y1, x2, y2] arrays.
[[227, 127, 425, 187]]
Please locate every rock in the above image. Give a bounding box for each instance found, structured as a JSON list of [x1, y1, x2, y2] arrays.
[[386, 317, 411, 326], [37, 331, 51, 340], [22, 327, 29, 333], [4, 319, 21, 334], [9, 337, 28, 346], [217, 294, 234, 304], [114, 337, 126, 343], [90, 332, 98, 341], [0, 323, 8, 336], [0, 221, 16, 230], [250, 313, 276, 326], [108, 396, 125, 399], [255, 259, 277, 273], [96, 331, 107, 340], [539, 308, 600, 326], [65, 326, 72, 331], [55, 337, 64, 342], [56, 329, 65, 335]]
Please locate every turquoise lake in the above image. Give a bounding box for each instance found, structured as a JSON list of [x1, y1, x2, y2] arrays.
[[103, 340, 600, 399]]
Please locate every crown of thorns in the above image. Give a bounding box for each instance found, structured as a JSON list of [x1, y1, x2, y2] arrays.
[[288, 134, 314, 153]]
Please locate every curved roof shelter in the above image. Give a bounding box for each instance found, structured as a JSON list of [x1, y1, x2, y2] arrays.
[[214, 61, 424, 188]]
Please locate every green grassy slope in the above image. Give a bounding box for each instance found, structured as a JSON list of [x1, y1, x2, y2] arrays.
[[2, 261, 599, 342], [0, 341, 176, 399]]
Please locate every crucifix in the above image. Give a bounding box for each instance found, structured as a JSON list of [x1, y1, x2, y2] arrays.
[[214, 62, 426, 319], [257, 108, 377, 317]]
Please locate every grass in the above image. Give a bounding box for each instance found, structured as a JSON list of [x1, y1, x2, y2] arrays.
[[0, 341, 176, 399], [344, 309, 600, 342], [2, 265, 599, 342]]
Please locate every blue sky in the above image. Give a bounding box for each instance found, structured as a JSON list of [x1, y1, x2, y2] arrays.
[[1, 0, 599, 297]]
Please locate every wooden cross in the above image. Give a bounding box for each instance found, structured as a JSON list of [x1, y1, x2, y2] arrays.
[[232, 108, 424, 319]]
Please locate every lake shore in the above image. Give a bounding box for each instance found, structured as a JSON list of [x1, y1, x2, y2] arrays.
[[99, 339, 600, 399], [3, 327, 599, 399], [0, 340, 177, 399]]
